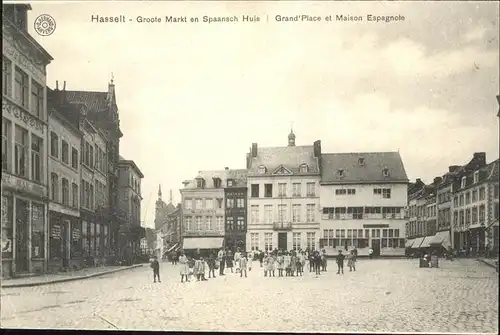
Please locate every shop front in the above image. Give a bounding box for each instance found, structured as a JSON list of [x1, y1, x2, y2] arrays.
[[225, 234, 246, 252], [48, 205, 82, 272], [1, 174, 48, 277]]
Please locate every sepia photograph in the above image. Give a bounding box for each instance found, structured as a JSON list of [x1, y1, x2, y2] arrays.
[[1, 1, 499, 333]]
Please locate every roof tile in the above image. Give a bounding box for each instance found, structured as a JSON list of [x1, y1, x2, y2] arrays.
[[248, 145, 319, 176]]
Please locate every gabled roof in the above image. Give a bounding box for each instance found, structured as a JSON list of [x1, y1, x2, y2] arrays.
[[248, 145, 319, 176], [320, 152, 408, 184], [454, 159, 499, 192], [64, 91, 109, 113], [272, 165, 293, 175], [118, 157, 144, 178]]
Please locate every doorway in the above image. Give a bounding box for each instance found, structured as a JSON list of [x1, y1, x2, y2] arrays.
[[15, 199, 29, 273], [278, 232, 287, 250], [371, 239, 381, 257]]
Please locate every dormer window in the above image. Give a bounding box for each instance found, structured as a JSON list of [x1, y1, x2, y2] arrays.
[[461, 176, 466, 188], [258, 165, 267, 174], [358, 157, 365, 166], [196, 177, 205, 188], [382, 167, 389, 177], [337, 169, 344, 178], [227, 179, 234, 187], [473, 171, 479, 184], [213, 177, 222, 188], [299, 164, 308, 173]]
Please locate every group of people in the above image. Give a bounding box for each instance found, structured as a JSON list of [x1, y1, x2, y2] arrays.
[[150, 246, 360, 283]]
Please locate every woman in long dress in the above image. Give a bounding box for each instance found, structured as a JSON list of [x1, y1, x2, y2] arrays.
[[277, 252, 284, 277], [226, 249, 234, 273], [290, 251, 297, 277], [234, 249, 242, 273], [179, 252, 190, 283]]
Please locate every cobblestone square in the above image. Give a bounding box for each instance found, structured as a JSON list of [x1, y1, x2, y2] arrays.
[[1, 259, 498, 333]]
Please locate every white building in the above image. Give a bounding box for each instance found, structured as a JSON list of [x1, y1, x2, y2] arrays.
[[246, 131, 322, 252], [319, 152, 409, 256]]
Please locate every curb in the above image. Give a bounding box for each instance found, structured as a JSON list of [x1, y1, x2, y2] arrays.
[[476, 258, 498, 269], [1, 264, 143, 288]]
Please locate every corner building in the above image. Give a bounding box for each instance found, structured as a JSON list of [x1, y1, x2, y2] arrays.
[[2, 5, 53, 277], [246, 131, 322, 252], [319, 152, 408, 256]]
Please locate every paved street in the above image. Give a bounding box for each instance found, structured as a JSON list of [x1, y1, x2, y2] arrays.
[[1, 259, 498, 333]]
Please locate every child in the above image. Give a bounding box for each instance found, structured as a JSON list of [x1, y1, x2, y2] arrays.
[[263, 253, 269, 277], [239, 254, 248, 278], [284, 252, 291, 276], [150, 256, 161, 283], [269, 253, 276, 277], [247, 252, 253, 271], [277, 252, 284, 277], [336, 250, 345, 274]]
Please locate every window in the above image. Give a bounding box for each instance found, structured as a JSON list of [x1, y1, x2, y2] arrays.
[[72, 183, 78, 208], [61, 140, 69, 164], [264, 232, 273, 251], [479, 205, 485, 224], [216, 198, 223, 209], [461, 177, 466, 188], [472, 206, 478, 224], [278, 204, 287, 222], [306, 204, 315, 222], [1, 195, 14, 259], [250, 233, 259, 251], [206, 216, 213, 230], [358, 157, 365, 166], [30, 134, 43, 182], [278, 183, 287, 197], [50, 132, 59, 158], [196, 216, 203, 230], [216, 216, 223, 230], [306, 182, 315, 196], [14, 66, 29, 107], [89, 222, 95, 256], [89, 184, 94, 210], [264, 205, 273, 223], [205, 198, 213, 209], [348, 207, 363, 219], [336, 189, 346, 195], [465, 192, 470, 204], [185, 198, 192, 210], [3, 58, 12, 96], [226, 198, 235, 208], [82, 220, 89, 255], [299, 164, 308, 173], [251, 184, 259, 197], [292, 204, 301, 223], [479, 187, 486, 201], [292, 183, 301, 197], [494, 185, 499, 199], [472, 190, 477, 202], [382, 168, 389, 177], [264, 184, 273, 198], [337, 169, 344, 177], [453, 196, 458, 206], [62, 178, 69, 205], [89, 145, 94, 168], [459, 210, 464, 226], [2, 119, 11, 171], [70, 221, 82, 259], [473, 171, 479, 184], [195, 198, 203, 209], [236, 217, 245, 231], [459, 195, 464, 206], [51, 173, 59, 201], [31, 80, 44, 118], [84, 142, 90, 166], [258, 165, 266, 174], [14, 125, 28, 177], [293, 232, 302, 250], [227, 179, 234, 187], [306, 232, 316, 250], [236, 198, 244, 208], [251, 205, 259, 224], [185, 217, 192, 230], [196, 178, 204, 188]]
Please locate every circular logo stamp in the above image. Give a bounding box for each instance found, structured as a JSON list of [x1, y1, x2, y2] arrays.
[[34, 14, 56, 36]]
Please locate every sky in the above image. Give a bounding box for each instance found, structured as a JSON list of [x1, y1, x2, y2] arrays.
[[23, 1, 499, 228]]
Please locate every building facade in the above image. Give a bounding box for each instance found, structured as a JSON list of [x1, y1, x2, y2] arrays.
[[224, 169, 248, 251], [2, 4, 53, 277], [117, 157, 144, 257], [47, 106, 82, 271], [246, 132, 322, 252], [435, 170, 454, 250], [180, 170, 227, 252], [320, 152, 408, 257], [164, 205, 182, 254]]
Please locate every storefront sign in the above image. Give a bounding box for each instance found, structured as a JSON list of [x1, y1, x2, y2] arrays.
[[72, 228, 81, 241], [362, 224, 390, 228], [51, 224, 61, 238], [1, 173, 46, 198], [2, 99, 46, 134], [49, 202, 80, 217]]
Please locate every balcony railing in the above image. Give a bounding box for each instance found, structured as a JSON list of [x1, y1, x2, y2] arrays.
[[273, 222, 292, 231]]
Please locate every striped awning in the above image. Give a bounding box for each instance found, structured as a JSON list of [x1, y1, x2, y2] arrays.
[[405, 239, 415, 248], [429, 231, 451, 249], [420, 236, 433, 248], [182, 237, 224, 250], [412, 237, 425, 249]]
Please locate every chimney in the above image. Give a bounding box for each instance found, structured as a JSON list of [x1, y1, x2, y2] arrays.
[[224, 167, 229, 170], [473, 152, 486, 167], [251, 143, 258, 157], [63, 81, 66, 90], [313, 140, 322, 158], [55, 80, 59, 91], [416, 178, 422, 184], [433, 177, 442, 185], [448, 165, 460, 173]]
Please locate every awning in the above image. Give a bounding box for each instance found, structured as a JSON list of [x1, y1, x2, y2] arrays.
[[420, 236, 433, 248], [412, 237, 425, 249], [429, 231, 451, 249], [164, 243, 179, 254], [405, 239, 415, 248], [182, 237, 224, 250]]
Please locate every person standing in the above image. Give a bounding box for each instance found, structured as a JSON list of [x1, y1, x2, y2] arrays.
[[179, 251, 190, 283], [226, 249, 234, 273], [239, 254, 248, 278], [336, 250, 345, 274], [321, 249, 327, 272], [207, 251, 216, 278], [218, 248, 226, 276], [263, 253, 270, 277], [368, 247, 374, 259], [277, 251, 284, 277], [150, 256, 161, 283], [314, 251, 322, 275], [234, 248, 242, 273], [347, 250, 356, 271], [259, 250, 264, 267], [247, 251, 253, 271]]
